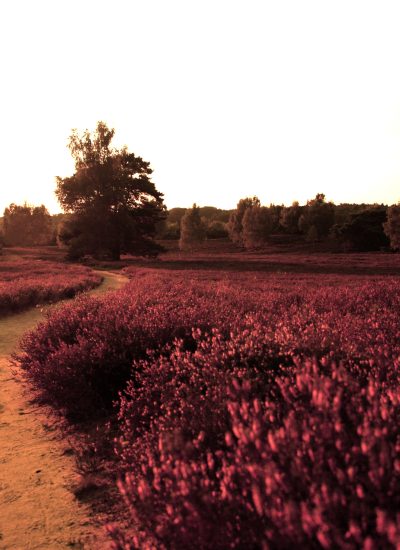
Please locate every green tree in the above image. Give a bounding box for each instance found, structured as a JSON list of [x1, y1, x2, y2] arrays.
[[228, 196, 260, 245], [3, 203, 52, 246], [205, 220, 228, 239], [384, 204, 400, 251], [300, 193, 335, 238], [55, 122, 165, 260], [242, 205, 273, 249], [280, 201, 302, 234], [331, 207, 389, 251], [179, 204, 206, 251]]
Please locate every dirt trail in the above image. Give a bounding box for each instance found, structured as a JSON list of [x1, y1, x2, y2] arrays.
[[0, 271, 128, 550]]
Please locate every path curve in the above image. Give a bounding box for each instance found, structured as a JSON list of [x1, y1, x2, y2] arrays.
[[0, 270, 128, 549]]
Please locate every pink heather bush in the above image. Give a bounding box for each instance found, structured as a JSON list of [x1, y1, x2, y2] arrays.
[[17, 274, 254, 420], [111, 356, 400, 549], [0, 259, 101, 315], [15, 268, 400, 547]]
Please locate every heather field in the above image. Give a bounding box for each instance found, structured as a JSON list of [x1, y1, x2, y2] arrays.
[[14, 251, 400, 550], [0, 255, 102, 316]]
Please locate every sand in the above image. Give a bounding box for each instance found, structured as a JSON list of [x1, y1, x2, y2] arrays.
[[0, 271, 128, 550]]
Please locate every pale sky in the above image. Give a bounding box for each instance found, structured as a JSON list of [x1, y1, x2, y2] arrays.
[[1, 0, 400, 214]]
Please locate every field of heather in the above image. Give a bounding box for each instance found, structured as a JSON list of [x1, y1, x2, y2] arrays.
[[15, 252, 400, 550], [0, 255, 102, 316]]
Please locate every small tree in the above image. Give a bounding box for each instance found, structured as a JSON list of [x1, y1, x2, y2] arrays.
[[300, 193, 335, 238], [228, 196, 260, 245], [384, 204, 400, 251], [3, 203, 52, 246], [332, 207, 389, 251], [179, 204, 206, 251], [55, 122, 165, 260], [242, 206, 272, 249], [206, 220, 228, 239], [280, 201, 302, 234], [306, 224, 319, 244]]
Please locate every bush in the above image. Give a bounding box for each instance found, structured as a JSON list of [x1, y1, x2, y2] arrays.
[[111, 352, 400, 549], [16, 272, 256, 421], [0, 259, 101, 315], [106, 277, 400, 549], [15, 267, 400, 547]]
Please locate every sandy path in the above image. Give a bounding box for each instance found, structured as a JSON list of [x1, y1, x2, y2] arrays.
[[0, 271, 128, 550]]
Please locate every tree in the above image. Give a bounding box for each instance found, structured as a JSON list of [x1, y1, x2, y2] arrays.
[[179, 204, 206, 251], [331, 207, 389, 252], [305, 224, 319, 244], [55, 122, 165, 260], [205, 220, 228, 239], [228, 196, 260, 245], [242, 206, 273, 249], [279, 201, 302, 234], [383, 204, 400, 251], [299, 193, 335, 238], [3, 203, 52, 246]]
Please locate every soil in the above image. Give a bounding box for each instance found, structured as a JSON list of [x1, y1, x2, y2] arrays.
[[0, 271, 128, 550]]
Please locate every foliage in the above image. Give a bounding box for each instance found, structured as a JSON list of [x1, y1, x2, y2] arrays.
[[242, 205, 273, 249], [107, 274, 400, 549], [0, 259, 100, 316], [279, 201, 302, 234], [55, 122, 165, 260], [384, 204, 400, 251], [16, 271, 249, 420], [205, 220, 228, 239], [179, 204, 206, 251], [15, 262, 400, 548], [306, 224, 319, 243], [332, 207, 389, 252], [299, 193, 335, 237], [3, 203, 52, 246], [111, 353, 400, 550], [227, 196, 260, 245]]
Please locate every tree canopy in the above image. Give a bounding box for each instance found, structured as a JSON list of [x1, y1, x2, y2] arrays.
[[3, 203, 52, 246], [179, 204, 206, 251], [56, 122, 165, 260], [383, 204, 400, 251]]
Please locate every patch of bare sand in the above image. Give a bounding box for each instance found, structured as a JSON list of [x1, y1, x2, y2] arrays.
[[0, 271, 128, 549]]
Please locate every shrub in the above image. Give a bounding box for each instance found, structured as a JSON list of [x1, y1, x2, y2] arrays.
[[0, 259, 101, 316], [111, 355, 400, 550]]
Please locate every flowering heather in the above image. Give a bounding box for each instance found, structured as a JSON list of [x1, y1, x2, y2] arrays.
[[0, 258, 101, 315], [15, 266, 400, 548]]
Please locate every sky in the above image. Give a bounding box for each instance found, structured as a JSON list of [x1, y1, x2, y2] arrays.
[[1, 0, 400, 214]]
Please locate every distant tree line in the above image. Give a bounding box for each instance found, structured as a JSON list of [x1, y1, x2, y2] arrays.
[[225, 193, 396, 252], [162, 194, 400, 253], [1, 192, 400, 255]]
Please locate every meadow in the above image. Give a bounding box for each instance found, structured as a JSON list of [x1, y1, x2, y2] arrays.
[[14, 246, 400, 549], [0, 251, 102, 316]]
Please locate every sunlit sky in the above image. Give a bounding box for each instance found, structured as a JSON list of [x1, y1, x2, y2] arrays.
[[1, 1, 400, 214]]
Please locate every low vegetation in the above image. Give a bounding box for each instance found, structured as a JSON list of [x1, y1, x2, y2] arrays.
[[0, 257, 101, 316], [15, 257, 400, 549]]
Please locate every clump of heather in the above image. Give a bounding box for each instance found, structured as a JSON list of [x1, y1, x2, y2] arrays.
[[15, 267, 400, 547], [16, 275, 251, 420], [0, 259, 101, 315], [17, 272, 400, 423], [111, 355, 400, 549]]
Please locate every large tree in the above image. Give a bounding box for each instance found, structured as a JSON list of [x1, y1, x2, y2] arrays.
[[56, 122, 165, 260]]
